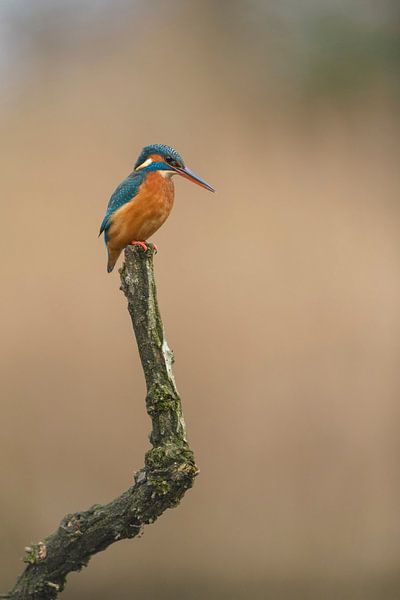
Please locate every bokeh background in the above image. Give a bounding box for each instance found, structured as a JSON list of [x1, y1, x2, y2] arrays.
[[1, 1, 400, 598]]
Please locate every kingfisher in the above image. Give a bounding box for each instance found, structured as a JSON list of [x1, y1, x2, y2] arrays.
[[99, 144, 215, 272]]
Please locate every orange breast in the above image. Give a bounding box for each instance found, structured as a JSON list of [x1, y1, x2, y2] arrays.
[[107, 172, 175, 251]]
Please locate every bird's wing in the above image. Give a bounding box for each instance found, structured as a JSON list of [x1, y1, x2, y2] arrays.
[[99, 172, 144, 239]]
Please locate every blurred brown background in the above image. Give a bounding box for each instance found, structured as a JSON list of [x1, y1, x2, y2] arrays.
[[1, 1, 400, 598]]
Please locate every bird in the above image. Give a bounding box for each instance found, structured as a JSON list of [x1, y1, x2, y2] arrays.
[[99, 144, 215, 272]]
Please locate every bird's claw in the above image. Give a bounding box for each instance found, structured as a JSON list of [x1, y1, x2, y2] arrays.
[[130, 241, 148, 252], [129, 241, 158, 254]]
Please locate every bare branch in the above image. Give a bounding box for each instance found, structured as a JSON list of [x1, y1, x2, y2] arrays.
[[7, 244, 198, 599]]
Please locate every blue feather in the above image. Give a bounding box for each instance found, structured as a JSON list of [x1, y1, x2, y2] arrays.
[[99, 171, 145, 240], [134, 144, 184, 170]]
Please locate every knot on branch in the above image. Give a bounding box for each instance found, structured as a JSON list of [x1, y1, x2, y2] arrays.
[[145, 443, 196, 473]]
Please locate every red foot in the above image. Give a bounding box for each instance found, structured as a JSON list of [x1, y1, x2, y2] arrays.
[[129, 241, 158, 254], [130, 241, 148, 251]]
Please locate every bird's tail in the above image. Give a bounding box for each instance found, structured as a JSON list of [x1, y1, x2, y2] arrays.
[[107, 247, 122, 273]]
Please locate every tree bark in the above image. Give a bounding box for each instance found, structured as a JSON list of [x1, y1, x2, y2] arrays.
[[5, 244, 198, 599]]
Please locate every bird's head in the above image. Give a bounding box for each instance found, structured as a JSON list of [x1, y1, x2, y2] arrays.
[[134, 144, 215, 192]]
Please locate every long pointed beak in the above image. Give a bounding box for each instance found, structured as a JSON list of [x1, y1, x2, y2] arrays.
[[174, 166, 215, 192]]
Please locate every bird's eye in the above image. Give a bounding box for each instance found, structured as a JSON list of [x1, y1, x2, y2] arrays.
[[166, 157, 179, 168]]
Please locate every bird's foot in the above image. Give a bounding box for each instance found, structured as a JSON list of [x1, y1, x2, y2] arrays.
[[129, 241, 148, 252], [129, 241, 158, 254]]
